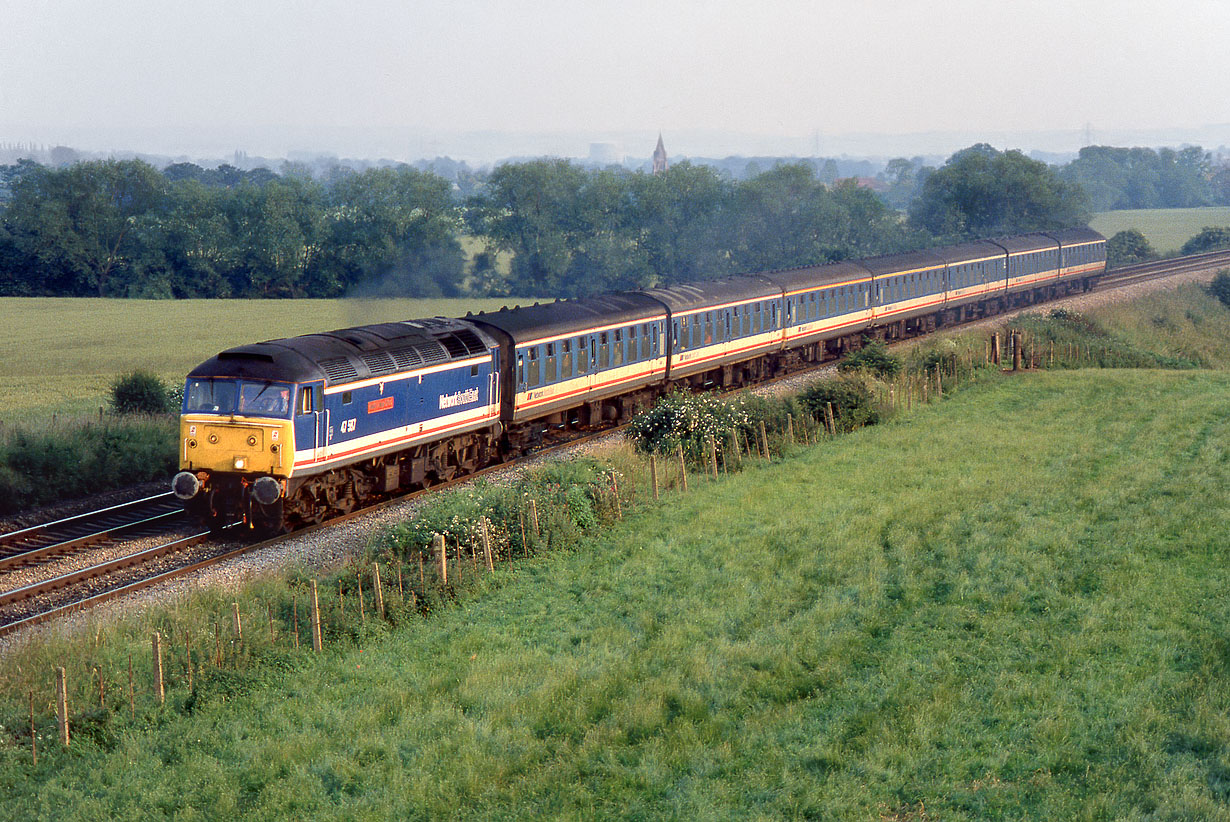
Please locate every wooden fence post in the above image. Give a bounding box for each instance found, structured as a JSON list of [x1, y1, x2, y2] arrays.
[[232, 602, 242, 643], [611, 472, 623, 517], [310, 580, 322, 651], [434, 533, 447, 586], [357, 570, 366, 621], [825, 402, 836, 434], [373, 564, 385, 620], [127, 654, 134, 719], [650, 454, 659, 500], [152, 632, 165, 705], [677, 443, 688, 492], [292, 601, 299, 650], [482, 518, 494, 572], [55, 667, 68, 747], [786, 414, 794, 445], [759, 420, 770, 462], [529, 499, 540, 537], [29, 689, 36, 765], [707, 437, 718, 477], [730, 428, 743, 467], [185, 633, 194, 691]]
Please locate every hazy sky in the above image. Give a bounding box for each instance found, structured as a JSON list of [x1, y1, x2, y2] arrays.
[[3, 0, 1227, 159]]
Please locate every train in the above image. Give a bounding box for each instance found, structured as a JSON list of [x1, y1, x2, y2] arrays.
[[171, 227, 1106, 532]]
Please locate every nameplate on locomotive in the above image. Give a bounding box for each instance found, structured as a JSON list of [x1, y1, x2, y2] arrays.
[[439, 387, 480, 409]]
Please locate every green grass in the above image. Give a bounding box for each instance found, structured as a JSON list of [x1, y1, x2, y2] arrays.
[[0, 297, 524, 425], [1091, 207, 1230, 254], [3, 368, 1230, 819]]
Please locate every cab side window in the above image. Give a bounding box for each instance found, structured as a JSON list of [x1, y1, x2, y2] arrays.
[[298, 386, 316, 415]]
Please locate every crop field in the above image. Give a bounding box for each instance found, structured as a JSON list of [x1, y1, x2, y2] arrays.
[[0, 297, 523, 425], [1091, 206, 1230, 254], [3, 366, 1230, 818]]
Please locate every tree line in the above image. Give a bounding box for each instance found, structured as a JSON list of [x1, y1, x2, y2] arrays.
[[0, 143, 1105, 300]]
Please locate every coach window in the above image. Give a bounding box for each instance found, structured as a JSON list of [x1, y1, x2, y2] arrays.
[[598, 332, 609, 369], [627, 325, 638, 362], [561, 339, 573, 378], [517, 353, 525, 386], [545, 342, 557, 383], [613, 329, 624, 367]]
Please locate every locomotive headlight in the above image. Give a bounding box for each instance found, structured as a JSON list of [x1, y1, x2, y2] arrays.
[[208, 434, 219, 444], [234, 457, 246, 470], [187, 439, 198, 449], [247, 435, 258, 447], [270, 444, 279, 453]]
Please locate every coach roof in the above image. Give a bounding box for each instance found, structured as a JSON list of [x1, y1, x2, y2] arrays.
[[468, 293, 666, 344], [637, 274, 779, 314]]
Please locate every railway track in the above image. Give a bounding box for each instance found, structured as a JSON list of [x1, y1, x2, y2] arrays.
[[1098, 248, 1230, 288], [0, 492, 187, 573], [3, 248, 1225, 639]]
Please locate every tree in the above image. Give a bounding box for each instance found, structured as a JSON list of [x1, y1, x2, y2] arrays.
[[466, 159, 587, 296], [909, 144, 1090, 239], [1105, 229, 1154, 268], [3, 159, 167, 295], [323, 166, 464, 297]]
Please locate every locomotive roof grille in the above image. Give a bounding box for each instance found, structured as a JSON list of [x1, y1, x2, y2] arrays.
[[453, 328, 488, 356], [418, 343, 448, 366], [361, 351, 397, 376], [319, 357, 359, 383], [439, 334, 470, 359], [389, 346, 424, 370]]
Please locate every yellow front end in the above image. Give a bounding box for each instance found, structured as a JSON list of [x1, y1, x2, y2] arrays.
[[179, 415, 295, 478]]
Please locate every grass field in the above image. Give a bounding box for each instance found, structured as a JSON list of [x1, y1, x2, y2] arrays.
[[0, 297, 524, 425], [3, 368, 1229, 818], [1090, 206, 1230, 254]]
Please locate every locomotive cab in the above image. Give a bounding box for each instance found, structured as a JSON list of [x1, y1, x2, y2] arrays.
[[173, 376, 300, 533]]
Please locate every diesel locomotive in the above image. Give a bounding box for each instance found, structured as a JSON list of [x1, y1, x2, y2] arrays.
[[172, 228, 1106, 532]]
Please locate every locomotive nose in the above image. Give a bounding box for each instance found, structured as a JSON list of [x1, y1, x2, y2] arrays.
[[172, 471, 201, 500]]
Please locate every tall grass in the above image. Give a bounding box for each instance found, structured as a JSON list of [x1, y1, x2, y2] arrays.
[[0, 416, 177, 515]]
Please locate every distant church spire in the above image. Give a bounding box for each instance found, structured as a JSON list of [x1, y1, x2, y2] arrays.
[[652, 133, 668, 175]]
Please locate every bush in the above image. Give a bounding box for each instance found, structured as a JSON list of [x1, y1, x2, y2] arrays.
[[625, 391, 750, 456], [799, 374, 879, 432], [1210, 270, 1230, 309], [838, 339, 900, 377], [110, 370, 174, 415], [1106, 229, 1154, 268]]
